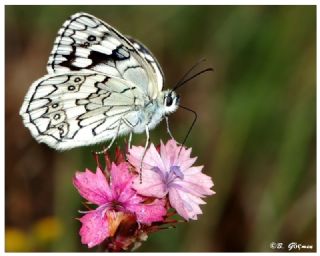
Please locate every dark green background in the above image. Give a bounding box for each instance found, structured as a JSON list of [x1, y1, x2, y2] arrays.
[[5, 5, 316, 252]]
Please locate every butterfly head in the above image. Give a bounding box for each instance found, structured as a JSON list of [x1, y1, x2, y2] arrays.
[[162, 90, 180, 114]]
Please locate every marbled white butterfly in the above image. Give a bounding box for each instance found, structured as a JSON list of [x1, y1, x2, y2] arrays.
[[20, 12, 180, 151]]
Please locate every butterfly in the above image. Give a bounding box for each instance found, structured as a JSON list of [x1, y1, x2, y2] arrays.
[[20, 12, 181, 152]]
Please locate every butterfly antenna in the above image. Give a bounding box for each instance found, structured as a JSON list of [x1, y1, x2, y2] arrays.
[[173, 67, 214, 92], [178, 105, 198, 155], [173, 58, 207, 89]]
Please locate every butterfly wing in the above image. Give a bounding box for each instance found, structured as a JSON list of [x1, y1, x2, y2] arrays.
[[20, 72, 146, 150], [126, 36, 164, 87], [47, 12, 163, 99]]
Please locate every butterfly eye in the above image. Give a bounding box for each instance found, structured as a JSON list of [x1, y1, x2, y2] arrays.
[[166, 94, 173, 107]]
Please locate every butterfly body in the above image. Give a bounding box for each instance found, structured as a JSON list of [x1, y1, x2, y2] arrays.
[[132, 90, 179, 134], [20, 12, 180, 151]]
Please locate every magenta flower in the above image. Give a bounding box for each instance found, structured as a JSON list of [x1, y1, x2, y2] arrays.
[[127, 139, 215, 221], [73, 162, 166, 248]]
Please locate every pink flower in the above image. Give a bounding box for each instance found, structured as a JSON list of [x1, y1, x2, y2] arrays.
[[127, 139, 215, 221], [73, 163, 166, 248]]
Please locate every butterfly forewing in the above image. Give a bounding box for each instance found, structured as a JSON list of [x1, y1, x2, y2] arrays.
[[127, 36, 164, 87], [47, 12, 163, 99]]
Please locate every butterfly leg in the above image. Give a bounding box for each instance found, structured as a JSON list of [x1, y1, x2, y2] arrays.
[[139, 125, 150, 183], [165, 115, 175, 140], [103, 119, 124, 153], [128, 132, 133, 149], [94, 119, 123, 154], [165, 115, 180, 144]]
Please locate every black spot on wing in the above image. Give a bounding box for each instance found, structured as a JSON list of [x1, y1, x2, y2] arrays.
[[84, 45, 130, 69], [88, 35, 96, 41], [88, 51, 108, 66], [59, 45, 82, 71]]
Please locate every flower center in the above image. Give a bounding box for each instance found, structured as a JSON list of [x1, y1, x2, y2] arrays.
[[152, 165, 184, 189], [170, 166, 184, 180], [98, 200, 124, 213], [110, 200, 125, 211]]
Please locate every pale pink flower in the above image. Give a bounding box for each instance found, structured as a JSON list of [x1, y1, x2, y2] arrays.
[[127, 139, 215, 221], [73, 162, 166, 248]]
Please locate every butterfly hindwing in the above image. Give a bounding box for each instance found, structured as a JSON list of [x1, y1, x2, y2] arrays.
[[20, 72, 145, 150], [47, 12, 163, 99]]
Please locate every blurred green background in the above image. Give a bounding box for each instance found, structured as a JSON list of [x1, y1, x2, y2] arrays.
[[5, 5, 316, 252]]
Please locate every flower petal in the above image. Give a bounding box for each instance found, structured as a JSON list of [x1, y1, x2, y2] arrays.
[[127, 145, 146, 168], [176, 167, 215, 197], [128, 144, 165, 171], [79, 209, 109, 248], [73, 168, 112, 205], [179, 156, 197, 171], [160, 139, 179, 168], [109, 162, 135, 200], [132, 168, 167, 198], [126, 199, 167, 224], [162, 140, 197, 171], [110, 163, 132, 187], [169, 187, 207, 221]]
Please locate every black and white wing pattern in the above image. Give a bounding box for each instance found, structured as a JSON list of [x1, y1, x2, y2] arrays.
[[20, 72, 146, 150], [20, 12, 176, 151], [47, 12, 163, 99]]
